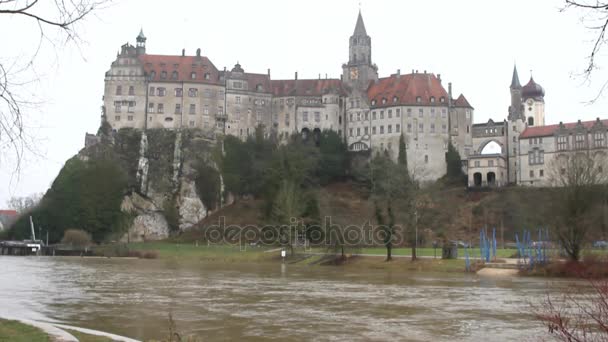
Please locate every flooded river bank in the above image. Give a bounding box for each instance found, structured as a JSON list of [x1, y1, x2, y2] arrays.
[[0, 256, 573, 341]]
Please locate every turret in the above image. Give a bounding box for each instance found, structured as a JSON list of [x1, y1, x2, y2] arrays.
[[136, 28, 146, 55], [342, 10, 378, 87], [508, 64, 523, 122]]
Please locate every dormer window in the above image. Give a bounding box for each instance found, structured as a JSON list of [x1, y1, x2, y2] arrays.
[[149, 71, 156, 79], [191, 72, 196, 79], [160, 71, 167, 79], [256, 84, 264, 92], [116, 85, 122, 95], [393, 96, 398, 103], [204, 73, 210, 80], [171, 71, 178, 80], [430, 96, 436, 103], [371, 100, 376, 106], [440, 97, 445, 103], [416, 96, 421, 103], [382, 98, 387, 104]]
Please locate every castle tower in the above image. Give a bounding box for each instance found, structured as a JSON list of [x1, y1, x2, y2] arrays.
[[342, 10, 378, 88], [136, 28, 146, 55], [506, 64, 526, 184], [521, 76, 545, 127]]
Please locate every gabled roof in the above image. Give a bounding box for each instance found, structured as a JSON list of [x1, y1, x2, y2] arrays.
[[138, 54, 222, 85], [366, 73, 449, 107], [454, 94, 473, 108], [353, 11, 367, 36], [0, 210, 17, 217], [270, 79, 345, 97], [520, 118, 608, 139]]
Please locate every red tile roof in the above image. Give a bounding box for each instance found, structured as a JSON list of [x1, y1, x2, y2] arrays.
[[137, 54, 222, 85], [520, 118, 608, 139], [367, 73, 449, 107], [270, 79, 345, 97], [454, 94, 473, 108], [0, 210, 18, 217]]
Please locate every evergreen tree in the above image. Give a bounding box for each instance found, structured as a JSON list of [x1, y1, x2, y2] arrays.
[[445, 142, 465, 183]]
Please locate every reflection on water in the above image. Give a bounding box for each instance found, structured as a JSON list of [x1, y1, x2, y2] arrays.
[[0, 256, 572, 341]]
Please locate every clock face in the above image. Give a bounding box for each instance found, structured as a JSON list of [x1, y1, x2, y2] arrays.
[[350, 67, 359, 80]]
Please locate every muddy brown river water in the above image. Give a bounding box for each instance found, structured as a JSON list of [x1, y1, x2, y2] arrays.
[[0, 256, 579, 341]]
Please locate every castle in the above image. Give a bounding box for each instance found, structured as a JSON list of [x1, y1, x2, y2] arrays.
[[102, 11, 608, 186]]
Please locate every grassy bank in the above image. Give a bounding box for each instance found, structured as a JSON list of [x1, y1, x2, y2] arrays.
[[65, 329, 115, 342], [0, 320, 48, 342], [125, 242, 277, 262]]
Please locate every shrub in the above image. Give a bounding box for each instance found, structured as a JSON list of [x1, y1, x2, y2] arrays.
[[61, 229, 92, 248]]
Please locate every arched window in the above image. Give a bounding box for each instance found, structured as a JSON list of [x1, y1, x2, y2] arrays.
[[528, 117, 534, 126], [256, 84, 263, 91], [171, 71, 178, 80], [160, 71, 167, 79], [149, 71, 156, 79]]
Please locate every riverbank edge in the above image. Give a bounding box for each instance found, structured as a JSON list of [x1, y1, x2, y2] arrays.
[[0, 316, 141, 342]]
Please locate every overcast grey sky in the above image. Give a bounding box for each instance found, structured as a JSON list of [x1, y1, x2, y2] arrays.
[[1, 0, 606, 206]]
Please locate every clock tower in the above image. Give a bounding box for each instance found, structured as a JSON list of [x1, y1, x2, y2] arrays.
[[342, 10, 378, 89]]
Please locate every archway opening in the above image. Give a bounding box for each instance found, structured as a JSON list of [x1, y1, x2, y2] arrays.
[[528, 117, 534, 126], [481, 141, 502, 155], [487, 172, 496, 186], [301, 128, 310, 140], [474, 172, 482, 187]]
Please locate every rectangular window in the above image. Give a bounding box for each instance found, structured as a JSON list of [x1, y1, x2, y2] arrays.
[[424, 155, 429, 163], [419, 109, 423, 118], [540, 169, 544, 177], [430, 123, 435, 133], [380, 126, 384, 134], [236, 96, 241, 104], [595, 132, 606, 148], [218, 107, 224, 116], [285, 113, 290, 125], [315, 112, 321, 122], [407, 108, 412, 117], [396, 124, 401, 133], [364, 127, 369, 135], [157, 87, 166, 96], [365, 112, 369, 120], [256, 111, 262, 122], [388, 110, 392, 118], [557, 135, 568, 151], [115, 115, 120, 121], [127, 115, 134, 121], [474, 161, 480, 167], [530, 170, 534, 178], [357, 127, 361, 136], [388, 125, 392, 133], [442, 124, 447, 133], [372, 111, 377, 120], [175, 104, 182, 114], [575, 134, 586, 149], [114, 101, 122, 113], [127, 101, 135, 113], [128, 86, 134, 96], [203, 105, 209, 115], [158, 103, 164, 113], [430, 108, 435, 117], [116, 85, 122, 95], [188, 88, 198, 97], [189, 104, 196, 114], [189, 120, 195, 127], [149, 87, 155, 96], [488, 160, 494, 167], [396, 109, 401, 117], [380, 111, 384, 119], [419, 123, 424, 132], [148, 102, 155, 113], [303, 111, 309, 122], [407, 124, 412, 132], [233, 81, 243, 89], [349, 128, 353, 137], [219, 90, 225, 98]]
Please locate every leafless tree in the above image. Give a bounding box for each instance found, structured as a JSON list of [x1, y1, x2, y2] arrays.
[[0, 0, 110, 172], [533, 279, 608, 341], [563, 1, 608, 101], [6, 192, 42, 212], [548, 152, 608, 261]]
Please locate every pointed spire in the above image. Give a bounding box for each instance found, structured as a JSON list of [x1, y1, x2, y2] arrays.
[[510, 64, 521, 89], [353, 10, 367, 36]]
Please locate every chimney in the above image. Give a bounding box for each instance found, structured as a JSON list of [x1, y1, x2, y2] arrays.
[[411, 69, 414, 74], [424, 70, 427, 74], [295, 71, 298, 80], [268, 68, 270, 77], [325, 73, 328, 79], [397, 69, 401, 77], [415, 69, 419, 73], [182, 48, 185, 57], [448, 82, 453, 99], [319, 73, 321, 80], [223, 66, 226, 72], [196, 48, 201, 57], [437, 74, 442, 83], [340, 74, 343, 81]]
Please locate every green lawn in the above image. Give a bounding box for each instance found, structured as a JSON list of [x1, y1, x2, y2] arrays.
[[65, 329, 116, 342], [0, 320, 48, 342], [316, 247, 518, 258], [125, 242, 276, 262]]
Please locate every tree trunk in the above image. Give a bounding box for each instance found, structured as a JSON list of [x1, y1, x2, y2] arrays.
[[386, 242, 392, 262], [411, 245, 417, 261]]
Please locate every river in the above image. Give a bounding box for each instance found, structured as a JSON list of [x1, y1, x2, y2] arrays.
[[0, 256, 577, 341]]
